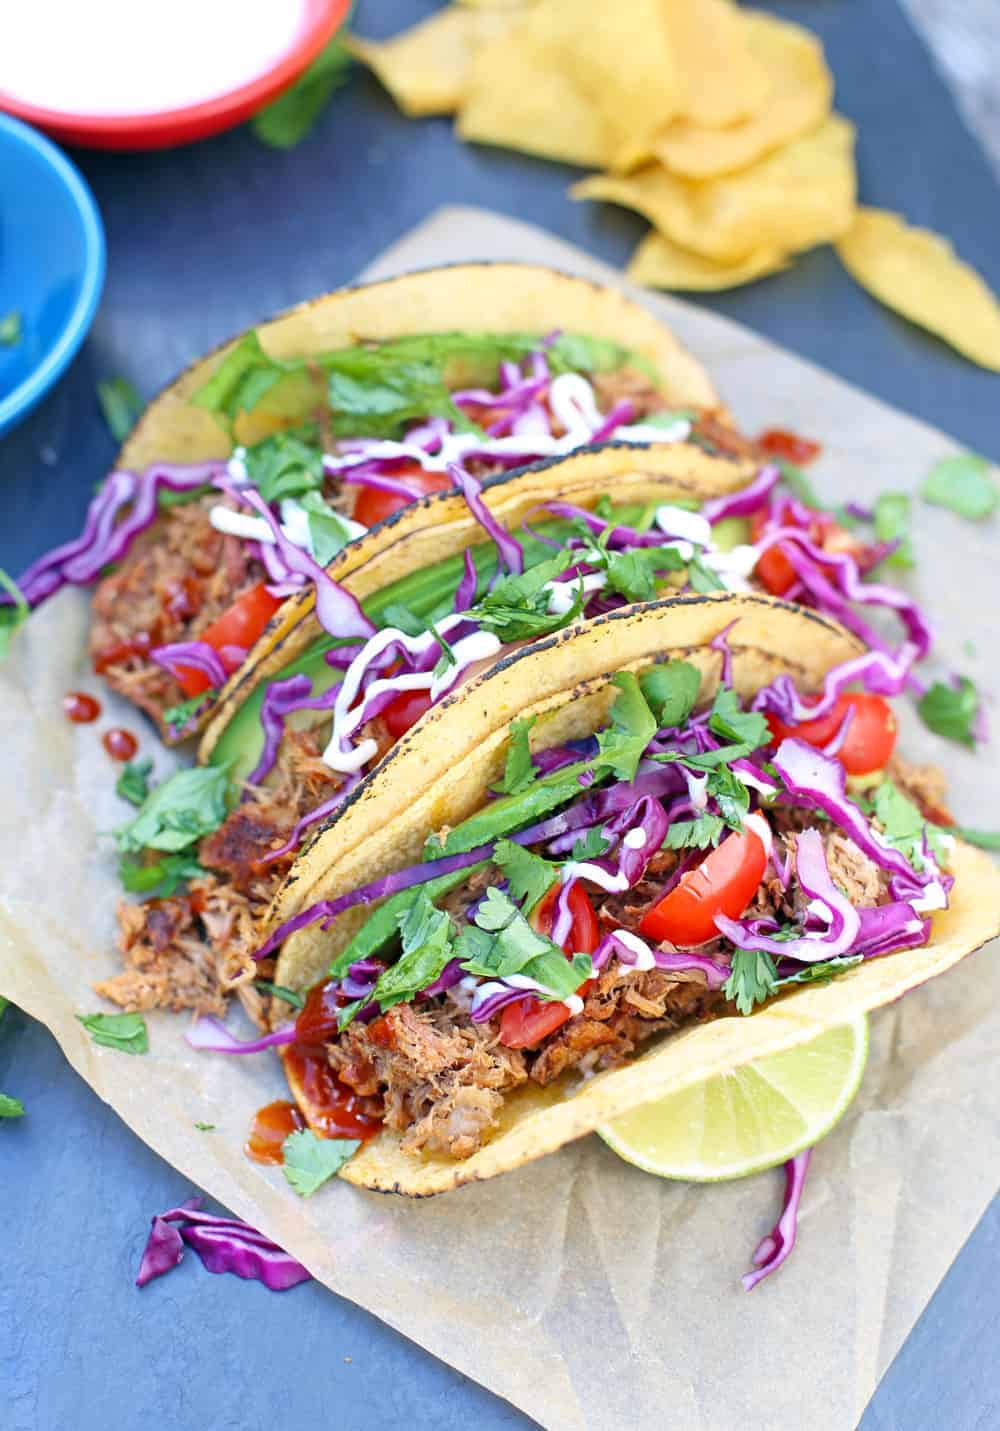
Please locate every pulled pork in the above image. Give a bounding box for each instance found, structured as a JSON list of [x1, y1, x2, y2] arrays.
[[97, 729, 343, 1016], [331, 1004, 528, 1160], [90, 496, 265, 732]]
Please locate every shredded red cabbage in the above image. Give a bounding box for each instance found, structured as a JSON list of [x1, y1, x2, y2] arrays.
[[743, 1150, 811, 1291], [701, 466, 781, 524], [185, 1016, 296, 1054], [136, 1197, 310, 1291], [258, 789, 355, 867], [654, 947, 731, 988], [338, 467, 429, 499], [4, 463, 223, 612], [450, 466, 524, 575], [710, 619, 737, 686], [150, 640, 228, 689], [454, 549, 478, 611], [247, 672, 340, 786], [235, 487, 374, 643]]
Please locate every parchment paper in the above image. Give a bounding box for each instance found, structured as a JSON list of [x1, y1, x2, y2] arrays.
[[2, 208, 998, 1431]]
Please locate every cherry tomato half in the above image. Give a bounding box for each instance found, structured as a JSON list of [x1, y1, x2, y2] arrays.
[[498, 883, 598, 1050], [379, 687, 435, 740], [766, 692, 897, 776], [638, 826, 768, 947], [174, 582, 283, 697], [351, 466, 454, 528]]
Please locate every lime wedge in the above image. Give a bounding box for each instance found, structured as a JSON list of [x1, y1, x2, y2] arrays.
[[598, 1015, 869, 1182]]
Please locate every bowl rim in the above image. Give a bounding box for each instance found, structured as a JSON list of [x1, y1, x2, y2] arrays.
[[0, 113, 106, 435], [0, 0, 348, 149]]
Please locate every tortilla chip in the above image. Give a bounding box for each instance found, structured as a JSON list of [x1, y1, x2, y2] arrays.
[[572, 115, 857, 263], [457, 11, 613, 168], [347, 7, 519, 117], [628, 230, 788, 290], [526, 0, 684, 172], [655, 10, 833, 179], [836, 207, 1000, 372], [661, 0, 771, 132]]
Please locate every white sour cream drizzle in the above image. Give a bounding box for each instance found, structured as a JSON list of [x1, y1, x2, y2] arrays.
[[560, 861, 630, 893], [320, 617, 501, 773], [744, 812, 774, 860], [623, 827, 648, 850], [611, 930, 657, 971]]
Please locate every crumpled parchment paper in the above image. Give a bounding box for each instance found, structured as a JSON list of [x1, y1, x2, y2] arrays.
[[1, 209, 998, 1431]]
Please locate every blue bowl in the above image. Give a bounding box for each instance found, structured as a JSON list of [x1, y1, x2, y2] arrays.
[[0, 114, 105, 435]]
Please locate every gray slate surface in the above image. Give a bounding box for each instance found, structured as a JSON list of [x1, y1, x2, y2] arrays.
[[2, 3, 999, 1428]]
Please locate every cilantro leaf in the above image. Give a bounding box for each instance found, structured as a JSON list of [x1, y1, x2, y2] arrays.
[[254, 981, 305, 1010], [162, 692, 210, 736], [118, 851, 207, 897], [97, 378, 143, 444], [640, 660, 700, 729], [339, 892, 456, 1030], [243, 427, 324, 504], [872, 491, 914, 568], [0, 1093, 24, 1119], [0, 996, 7, 1019], [596, 672, 657, 782], [281, 1129, 360, 1195], [707, 763, 751, 830], [0, 310, 22, 347], [115, 766, 230, 855], [918, 676, 980, 748], [297, 491, 359, 566], [493, 838, 558, 912], [327, 361, 469, 441], [601, 545, 685, 603], [76, 1011, 149, 1055], [687, 552, 726, 593], [497, 717, 538, 796], [664, 814, 725, 849], [456, 888, 592, 999], [922, 454, 997, 521], [571, 826, 610, 860], [192, 330, 296, 421], [469, 554, 580, 642], [773, 955, 863, 991], [379, 602, 428, 638], [157, 483, 214, 511], [115, 757, 153, 808], [252, 33, 354, 150], [0, 567, 29, 660], [942, 825, 1000, 851], [194, 1122, 215, 1131], [869, 780, 949, 868], [709, 685, 770, 751], [723, 949, 777, 1015]]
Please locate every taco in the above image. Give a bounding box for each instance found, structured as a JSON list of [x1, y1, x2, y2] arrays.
[[233, 592, 999, 1197], [6, 262, 755, 743], [97, 455, 936, 1022]]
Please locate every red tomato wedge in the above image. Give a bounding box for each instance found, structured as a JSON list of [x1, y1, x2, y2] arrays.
[[379, 687, 435, 740], [767, 692, 897, 775], [174, 582, 282, 697], [638, 827, 768, 947], [498, 882, 598, 1050], [351, 466, 454, 528]]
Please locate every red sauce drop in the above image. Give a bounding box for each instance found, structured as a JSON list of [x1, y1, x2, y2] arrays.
[[757, 428, 822, 465], [92, 630, 155, 674], [245, 1100, 304, 1165], [293, 978, 345, 1046], [283, 1044, 383, 1141], [102, 727, 138, 761], [64, 690, 101, 723]]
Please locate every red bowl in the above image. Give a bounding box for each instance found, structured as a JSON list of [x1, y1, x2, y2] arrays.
[[0, 0, 351, 150]]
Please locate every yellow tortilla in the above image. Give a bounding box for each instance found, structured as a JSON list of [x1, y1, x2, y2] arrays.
[[271, 594, 1000, 1194], [115, 262, 734, 740]]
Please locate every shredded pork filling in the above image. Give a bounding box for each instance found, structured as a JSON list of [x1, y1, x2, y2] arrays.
[[97, 729, 347, 1017]]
